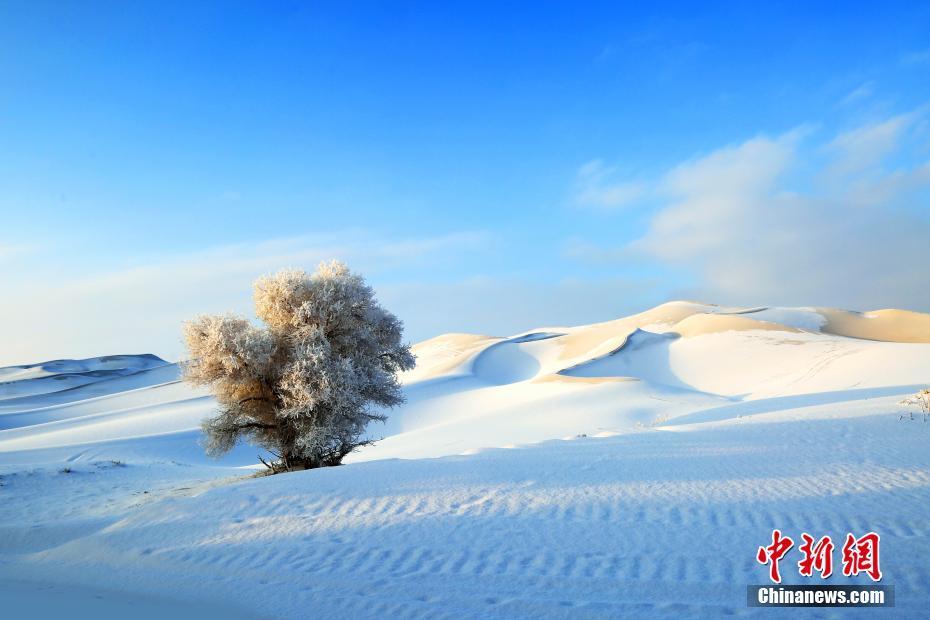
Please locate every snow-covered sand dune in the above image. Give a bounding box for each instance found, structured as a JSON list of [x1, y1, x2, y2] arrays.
[[2, 302, 930, 618], [0, 354, 169, 401]]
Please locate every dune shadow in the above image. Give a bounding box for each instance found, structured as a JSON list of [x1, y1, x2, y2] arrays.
[[470, 333, 562, 385], [663, 384, 924, 427]]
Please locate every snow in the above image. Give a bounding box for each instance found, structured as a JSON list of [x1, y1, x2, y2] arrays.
[[0, 354, 169, 400], [2, 304, 930, 618]]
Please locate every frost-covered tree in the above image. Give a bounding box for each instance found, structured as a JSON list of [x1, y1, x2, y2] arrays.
[[182, 261, 415, 472]]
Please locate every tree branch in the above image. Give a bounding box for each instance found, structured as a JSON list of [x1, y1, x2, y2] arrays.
[[234, 421, 276, 431]]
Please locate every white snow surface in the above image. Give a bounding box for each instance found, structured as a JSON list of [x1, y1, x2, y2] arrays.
[[2, 302, 930, 618]]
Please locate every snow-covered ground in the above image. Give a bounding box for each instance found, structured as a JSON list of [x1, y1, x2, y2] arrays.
[[2, 301, 929, 618]]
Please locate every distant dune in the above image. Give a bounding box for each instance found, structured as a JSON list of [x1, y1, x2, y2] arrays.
[[0, 354, 169, 401], [818, 307, 930, 343], [2, 302, 929, 460]]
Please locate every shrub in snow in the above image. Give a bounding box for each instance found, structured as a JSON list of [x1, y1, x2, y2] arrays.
[[899, 388, 930, 422], [182, 261, 415, 473]]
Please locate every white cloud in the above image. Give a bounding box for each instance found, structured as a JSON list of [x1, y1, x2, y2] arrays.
[[0, 231, 491, 366], [574, 113, 930, 312], [839, 81, 875, 106], [573, 160, 646, 210], [825, 114, 913, 177], [632, 131, 800, 262]]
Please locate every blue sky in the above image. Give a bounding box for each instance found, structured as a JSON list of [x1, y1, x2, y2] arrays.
[[2, 2, 930, 364]]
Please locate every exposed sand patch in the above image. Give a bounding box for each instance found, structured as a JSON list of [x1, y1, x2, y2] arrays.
[[819, 308, 930, 343], [408, 304, 930, 391], [556, 301, 711, 361], [405, 333, 500, 381], [672, 313, 802, 338]]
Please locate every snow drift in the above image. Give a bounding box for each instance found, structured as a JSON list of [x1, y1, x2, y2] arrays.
[[2, 301, 930, 618]]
